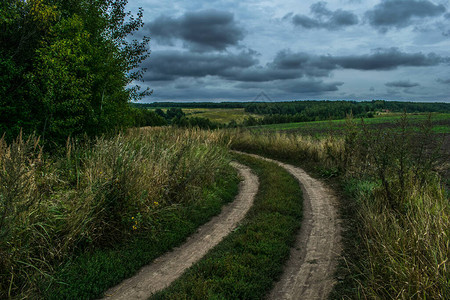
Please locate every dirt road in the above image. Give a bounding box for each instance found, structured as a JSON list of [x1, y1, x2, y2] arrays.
[[236, 152, 341, 300], [103, 153, 340, 300], [102, 162, 258, 300]]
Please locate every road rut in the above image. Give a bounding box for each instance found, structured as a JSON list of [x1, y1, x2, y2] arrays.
[[234, 152, 341, 300]]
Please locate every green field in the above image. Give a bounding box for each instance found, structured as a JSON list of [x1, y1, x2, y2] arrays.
[[255, 113, 450, 135]]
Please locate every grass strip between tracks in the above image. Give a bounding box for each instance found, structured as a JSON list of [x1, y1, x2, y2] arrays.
[[151, 153, 303, 299]]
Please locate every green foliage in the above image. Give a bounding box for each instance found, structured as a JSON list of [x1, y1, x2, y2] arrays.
[[0, 0, 150, 145], [152, 154, 303, 299], [130, 108, 167, 127]]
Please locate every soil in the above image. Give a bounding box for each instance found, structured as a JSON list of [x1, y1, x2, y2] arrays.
[[234, 152, 342, 300], [102, 162, 259, 299]]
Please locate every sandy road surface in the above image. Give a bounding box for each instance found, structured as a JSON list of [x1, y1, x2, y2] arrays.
[[102, 162, 258, 300], [234, 152, 341, 300]]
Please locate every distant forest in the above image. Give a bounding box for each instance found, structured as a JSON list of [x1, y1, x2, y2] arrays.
[[132, 100, 450, 126]]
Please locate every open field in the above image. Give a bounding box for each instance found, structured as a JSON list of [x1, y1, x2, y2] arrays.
[[161, 108, 262, 124], [256, 113, 450, 135]]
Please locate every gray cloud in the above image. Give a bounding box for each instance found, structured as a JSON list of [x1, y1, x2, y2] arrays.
[[143, 50, 258, 81], [222, 67, 303, 82], [366, 0, 446, 32], [437, 78, 450, 84], [146, 10, 244, 51], [292, 1, 358, 30], [331, 48, 446, 70], [221, 50, 333, 82], [278, 79, 344, 93], [270, 48, 447, 73], [146, 47, 448, 85], [385, 80, 420, 88], [236, 79, 344, 94]]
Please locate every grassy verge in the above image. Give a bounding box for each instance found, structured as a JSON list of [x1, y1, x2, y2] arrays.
[[151, 153, 303, 299], [43, 170, 239, 299], [225, 117, 449, 299], [0, 128, 239, 299]]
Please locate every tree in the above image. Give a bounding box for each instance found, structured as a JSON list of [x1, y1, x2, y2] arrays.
[[0, 0, 151, 145]]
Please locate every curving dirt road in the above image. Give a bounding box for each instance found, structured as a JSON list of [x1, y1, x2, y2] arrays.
[[102, 162, 259, 300], [234, 152, 341, 300], [103, 154, 340, 300]]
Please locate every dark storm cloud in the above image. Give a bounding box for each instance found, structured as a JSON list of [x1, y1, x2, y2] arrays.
[[221, 50, 333, 82], [236, 79, 344, 94], [365, 0, 446, 32], [437, 78, 450, 84], [269, 48, 447, 72], [144, 47, 448, 85], [292, 1, 358, 30], [146, 10, 244, 51], [270, 50, 335, 73], [331, 48, 446, 70], [385, 80, 420, 87], [143, 50, 258, 81], [221, 67, 303, 82], [278, 79, 344, 93]]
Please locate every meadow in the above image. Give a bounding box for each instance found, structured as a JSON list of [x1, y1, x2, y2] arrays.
[[1, 107, 449, 299], [256, 112, 450, 135], [162, 107, 262, 124]]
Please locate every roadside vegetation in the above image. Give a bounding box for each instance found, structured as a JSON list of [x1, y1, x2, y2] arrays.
[[152, 153, 303, 299], [0, 128, 239, 299], [226, 113, 449, 299]]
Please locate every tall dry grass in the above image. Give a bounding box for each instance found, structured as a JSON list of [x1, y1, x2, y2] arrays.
[[226, 128, 344, 166], [225, 116, 449, 299], [0, 127, 231, 298]]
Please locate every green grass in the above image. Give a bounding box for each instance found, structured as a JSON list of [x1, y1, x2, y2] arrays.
[[42, 170, 240, 299], [256, 113, 450, 135], [151, 153, 303, 299]]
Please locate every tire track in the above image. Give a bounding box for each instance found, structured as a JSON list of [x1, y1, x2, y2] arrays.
[[234, 152, 341, 300], [102, 162, 258, 300]]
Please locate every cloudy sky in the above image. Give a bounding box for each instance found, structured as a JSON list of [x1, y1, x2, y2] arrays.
[[127, 0, 450, 102]]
